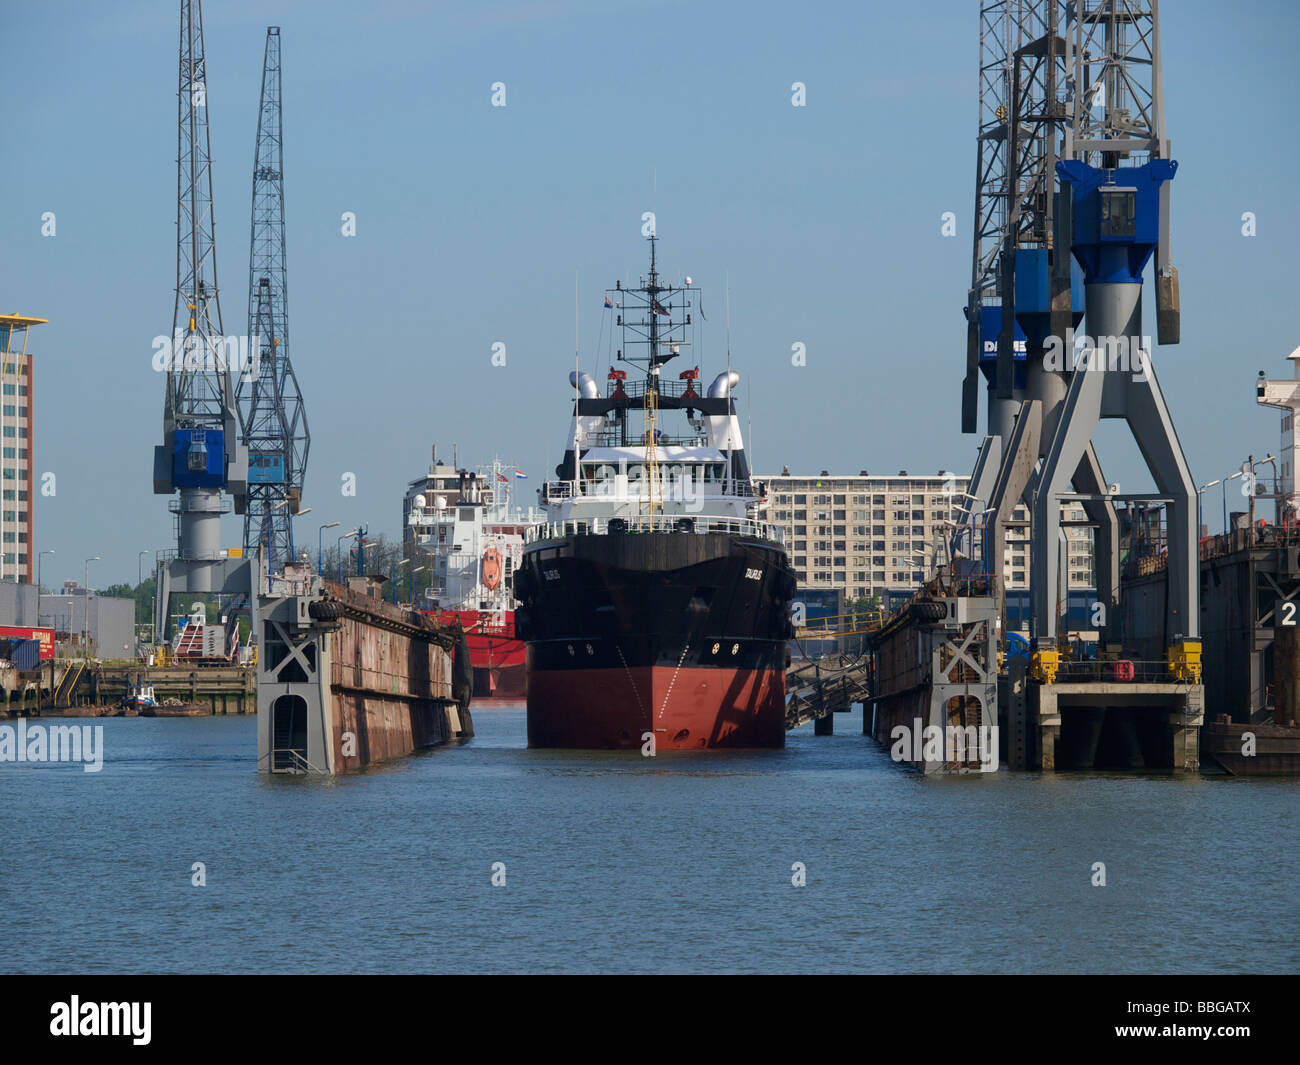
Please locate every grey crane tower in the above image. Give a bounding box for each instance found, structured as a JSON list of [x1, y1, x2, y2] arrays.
[[977, 0, 1199, 682], [961, 0, 1012, 443], [237, 26, 310, 574], [152, 0, 255, 643], [960, 0, 1121, 637]]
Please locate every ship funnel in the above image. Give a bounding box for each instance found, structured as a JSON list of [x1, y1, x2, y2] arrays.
[[707, 370, 740, 399], [569, 370, 599, 399]]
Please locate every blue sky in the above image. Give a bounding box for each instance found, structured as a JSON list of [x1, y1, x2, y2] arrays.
[[2, 0, 1297, 588]]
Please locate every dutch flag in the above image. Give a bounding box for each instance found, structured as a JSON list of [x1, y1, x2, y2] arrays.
[[515, 469, 528, 479]]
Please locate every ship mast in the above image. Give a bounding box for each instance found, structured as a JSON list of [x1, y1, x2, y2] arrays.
[[608, 233, 695, 517], [645, 234, 661, 515]]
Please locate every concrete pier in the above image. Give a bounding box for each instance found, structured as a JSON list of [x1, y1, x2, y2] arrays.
[[1020, 682, 1204, 771]]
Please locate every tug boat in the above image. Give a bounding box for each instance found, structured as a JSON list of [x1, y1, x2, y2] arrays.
[[514, 236, 795, 749]]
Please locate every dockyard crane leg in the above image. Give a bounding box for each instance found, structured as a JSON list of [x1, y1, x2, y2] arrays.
[[1030, 367, 1104, 644], [1124, 369, 1199, 642], [1072, 446, 1120, 643], [985, 400, 1042, 627], [1031, 341, 1198, 646], [985, 388, 1116, 646]]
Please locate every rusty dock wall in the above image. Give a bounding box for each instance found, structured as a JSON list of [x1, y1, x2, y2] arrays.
[[867, 595, 1000, 773], [1118, 525, 1300, 773], [257, 567, 472, 774]]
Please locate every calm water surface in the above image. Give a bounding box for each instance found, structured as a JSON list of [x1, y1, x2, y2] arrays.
[[1, 705, 1295, 974]]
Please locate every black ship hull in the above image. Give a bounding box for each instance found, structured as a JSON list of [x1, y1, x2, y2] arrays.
[[515, 529, 795, 749]]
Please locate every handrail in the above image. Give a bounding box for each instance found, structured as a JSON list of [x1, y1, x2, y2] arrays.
[[270, 747, 324, 774], [55, 660, 84, 707], [525, 514, 785, 546], [542, 476, 753, 502], [1052, 658, 1182, 683]]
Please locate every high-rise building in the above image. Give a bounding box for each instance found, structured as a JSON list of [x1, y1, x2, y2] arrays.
[[0, 314, 44, 585], [759, 470, 1094, 609]]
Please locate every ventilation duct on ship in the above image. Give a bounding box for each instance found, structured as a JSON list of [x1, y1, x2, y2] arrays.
[[707, 370, 740, 399], [569, 371, 599, 399]]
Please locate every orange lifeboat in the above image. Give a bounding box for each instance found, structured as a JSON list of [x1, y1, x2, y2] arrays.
[[482, 546, 503, 591]]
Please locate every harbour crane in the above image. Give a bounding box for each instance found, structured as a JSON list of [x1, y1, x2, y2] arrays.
[[963, 0, 1197, 682], [152, 0, 254, 647], [237, 26, 310, 574]]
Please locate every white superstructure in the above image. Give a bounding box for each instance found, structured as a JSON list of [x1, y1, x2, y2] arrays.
[[408, 458, 541, 612]]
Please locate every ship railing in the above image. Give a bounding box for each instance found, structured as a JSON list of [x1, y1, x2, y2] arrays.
[[541, 476, 754, 503], [1052, 657, 1185, 684], [525, 515, 785, 545], [542, 479, 579, 501], [586, 429, 707, 449], [607, 378, 699, 400]]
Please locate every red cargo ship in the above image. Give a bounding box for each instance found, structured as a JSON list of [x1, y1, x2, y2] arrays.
[[436, 609, 526, 698], [408, 454, 540, 700]]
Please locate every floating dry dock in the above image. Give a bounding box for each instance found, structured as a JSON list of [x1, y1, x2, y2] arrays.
[[868, 590, 1000, 773], [1123, 523, 1300, 774], [865, 572, 1204, 773], [256, 563, 472, 774]]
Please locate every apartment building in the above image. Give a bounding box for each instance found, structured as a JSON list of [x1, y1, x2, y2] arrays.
[[760, 470, 1093, 606], [0, 314, 42, 585]]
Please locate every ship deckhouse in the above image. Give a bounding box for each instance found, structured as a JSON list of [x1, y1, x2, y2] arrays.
[[537, 236, 778, 540]]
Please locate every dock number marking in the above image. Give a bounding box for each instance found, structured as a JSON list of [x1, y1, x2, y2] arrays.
[[1281, 601, 1297, 626], [745, 567, 762, 580]]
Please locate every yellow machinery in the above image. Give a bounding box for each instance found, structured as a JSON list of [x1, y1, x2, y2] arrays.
[[1167, 640, 1202, 684], [1029, 647, 1060, 685]]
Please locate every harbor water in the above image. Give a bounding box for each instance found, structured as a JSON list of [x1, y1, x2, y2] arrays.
[[1, 706, 1295, 974]]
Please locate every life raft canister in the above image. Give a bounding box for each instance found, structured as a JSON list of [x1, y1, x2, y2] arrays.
[[482, 546, 503, 591]]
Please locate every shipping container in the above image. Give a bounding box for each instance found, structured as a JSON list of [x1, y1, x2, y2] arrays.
[[0, 637, 40, 671]]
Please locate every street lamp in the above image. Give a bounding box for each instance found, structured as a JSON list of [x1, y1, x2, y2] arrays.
[[337, 528, 360, 583], [948, 495, 988, 567], [1196, 480, 1220, 540], [35, 548, 55, 712], [1223, 469, 1246, 535], [37, 550, 54, 650], [137, 549, 150, 656], [318, 521, 340, 574], [1251, 454, 1277, 527], [83, 556, 99, 658], [392, 558, 410, 604], [37, 548, 54, 599], [910, 546, 938, 582], [410, 565, 426, 608]]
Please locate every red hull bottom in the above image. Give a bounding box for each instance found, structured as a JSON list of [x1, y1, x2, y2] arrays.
[[527, 665, 786, 749]]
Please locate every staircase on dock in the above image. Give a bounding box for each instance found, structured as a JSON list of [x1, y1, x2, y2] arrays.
[[786, 656, 872, 731], [54, 660, 85, 708]]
